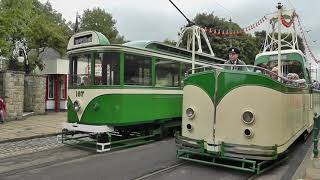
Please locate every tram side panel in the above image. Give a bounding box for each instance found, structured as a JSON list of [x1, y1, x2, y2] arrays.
[[182, 72, 216, 150], [67, 88, 182, 126]]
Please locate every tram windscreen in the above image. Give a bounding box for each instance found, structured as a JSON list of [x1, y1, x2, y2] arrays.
[[257, 60, 305, 79], [69, 53, 91, 87], [124, 54, 151, 86], [155, 59, 180, 87], [95, 52, 120, 85]]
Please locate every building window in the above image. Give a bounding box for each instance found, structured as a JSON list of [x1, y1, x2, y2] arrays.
[[124, 54, 151, 86], [60, 77, 65, 100], [155, 59, 180, 87], [48, 76, 54, 99]]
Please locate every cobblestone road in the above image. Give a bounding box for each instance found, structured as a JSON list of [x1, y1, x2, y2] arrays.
[[0, 136, 63, 159]]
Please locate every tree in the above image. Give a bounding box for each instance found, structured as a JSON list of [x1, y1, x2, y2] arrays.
[[163, 39, 176, 46], [0, 0, 72, 72], [190, 13, 260, 64], [180, 13, 306, 65], [79, 8, 125, 44]]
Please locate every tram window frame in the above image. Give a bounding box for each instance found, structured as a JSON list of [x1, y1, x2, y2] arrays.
[[155, 59, 180, 87], [281, 61, 305, 79], [94, 52, 120, 86], [124, 54, 152, 86], [68, 53, 92, 87]]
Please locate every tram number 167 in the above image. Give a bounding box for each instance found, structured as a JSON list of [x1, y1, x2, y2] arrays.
[[76, 91, 84, 97]]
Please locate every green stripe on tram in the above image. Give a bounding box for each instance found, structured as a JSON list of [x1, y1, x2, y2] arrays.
[[184, 69, 309, 105], [71, 94, 182, 126]]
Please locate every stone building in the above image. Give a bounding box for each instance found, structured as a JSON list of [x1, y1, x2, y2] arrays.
[[0, 48, 68, 120]]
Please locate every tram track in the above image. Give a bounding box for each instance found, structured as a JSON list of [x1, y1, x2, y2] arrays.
[[132, 161, 256, 180], [0, 145, 94, 177], [133, 162, 188, 180]]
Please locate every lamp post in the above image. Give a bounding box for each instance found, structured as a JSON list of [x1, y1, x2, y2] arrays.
[[12, 38, 29, 73]]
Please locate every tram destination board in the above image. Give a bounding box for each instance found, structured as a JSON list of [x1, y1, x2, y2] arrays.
[[74, 34, 92, 45]]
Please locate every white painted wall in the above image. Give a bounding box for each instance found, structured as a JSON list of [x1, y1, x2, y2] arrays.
[[60, 100, 67, 110], [46, 100, 67, 110], [46, 100, 55, 110], [40, 58, 69, 75]]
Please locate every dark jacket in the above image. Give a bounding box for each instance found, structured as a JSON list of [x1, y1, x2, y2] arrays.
[[224, 59, 249, 71]]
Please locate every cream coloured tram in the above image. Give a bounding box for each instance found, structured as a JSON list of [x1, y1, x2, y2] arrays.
[[176, 49, 320, 173]]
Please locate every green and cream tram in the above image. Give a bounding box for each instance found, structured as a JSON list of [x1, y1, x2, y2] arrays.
[[175, 6, 320, 174], [175, 49, 320, 174], [62, 30, 223, 152]]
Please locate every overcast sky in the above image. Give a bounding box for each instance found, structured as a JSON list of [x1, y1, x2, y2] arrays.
[[39, 0, 320, 59]]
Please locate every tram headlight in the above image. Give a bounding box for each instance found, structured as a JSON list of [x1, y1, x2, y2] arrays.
[[244, 128, 254, 138], [186, 124, 193, 131], [74, 100, 81, 112], [186, 108, 195, 119], [242, 111, 254, 124]]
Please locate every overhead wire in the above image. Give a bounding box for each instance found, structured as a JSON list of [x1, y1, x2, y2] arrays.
[[213, 0, 241, 21], [286, 0, 320, 51]]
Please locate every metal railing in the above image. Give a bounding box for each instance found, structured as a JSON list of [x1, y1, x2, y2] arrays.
[[314, 113, 320, 158], [185, 64, 309, 88]]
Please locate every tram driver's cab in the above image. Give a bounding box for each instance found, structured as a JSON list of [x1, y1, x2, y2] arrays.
[[255, 50, 311, 88]]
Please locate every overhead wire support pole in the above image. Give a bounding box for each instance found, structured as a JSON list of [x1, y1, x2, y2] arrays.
[[277, 2, 283, 80], [192, 27, 196, 74]]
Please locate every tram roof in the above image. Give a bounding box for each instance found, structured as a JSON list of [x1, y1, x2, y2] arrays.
[[67, 31, 110, 51], [123, 40, 224, 63], [254, 49, 306, 66]]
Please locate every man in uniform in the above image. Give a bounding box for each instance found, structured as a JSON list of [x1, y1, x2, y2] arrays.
[[224, 47, 248, 71]]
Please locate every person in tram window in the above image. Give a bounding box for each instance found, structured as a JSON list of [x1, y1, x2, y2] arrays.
[[224, 47, 248, 71], [270, 66, 278, 80], [291, 73, 300, 87], [286, 73, 294, 85], [297, 79, 306, 88]]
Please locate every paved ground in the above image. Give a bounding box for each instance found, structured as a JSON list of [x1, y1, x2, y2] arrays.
[[0, 136, 63, 159], [0, 139, 254, 180], [0, 136, 312, 180], [292, 141, 320, 180], [0, 112, 319, 179], [0, 112, 66, 142]]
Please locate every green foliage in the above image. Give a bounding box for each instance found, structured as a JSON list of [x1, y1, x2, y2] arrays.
[[79, 8, 125, 44], [163, 39, 176, 46], [0, 0, 72, 72], [191, 13, 259, 64], [188, 13, 306, 65]]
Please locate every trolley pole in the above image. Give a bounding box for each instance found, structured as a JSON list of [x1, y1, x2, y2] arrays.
[[277, 2, 283, 80]]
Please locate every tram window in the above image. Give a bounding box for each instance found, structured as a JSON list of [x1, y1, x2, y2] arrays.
[[95, 52, 120, 85], [124, 54, 151, 86], [155, 59, 180, 87], [182, 63, 192, 77], [69, 53, 91, 86], [278, 61, 304, 79]]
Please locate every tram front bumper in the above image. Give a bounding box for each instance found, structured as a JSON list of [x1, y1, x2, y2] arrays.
[[175, 134, 278, 161], [62, 122, 114, 133]]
